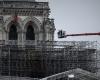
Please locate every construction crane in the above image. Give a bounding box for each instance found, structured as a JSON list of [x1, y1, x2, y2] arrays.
[[58, 30, 100, 38]]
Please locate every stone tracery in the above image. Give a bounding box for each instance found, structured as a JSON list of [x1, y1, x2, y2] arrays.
[[0, 0, 55, 45]]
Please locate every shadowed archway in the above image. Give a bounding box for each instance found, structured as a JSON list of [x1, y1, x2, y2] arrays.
[[9, 24, 18, 40], [26, 25, 35, 40]]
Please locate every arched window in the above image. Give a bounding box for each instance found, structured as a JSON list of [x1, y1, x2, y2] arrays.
[[26, 25, 35, 40], [9, 24, 18, 40]]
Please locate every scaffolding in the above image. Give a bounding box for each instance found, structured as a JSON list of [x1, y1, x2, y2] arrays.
[[0, 41, 99, 79]]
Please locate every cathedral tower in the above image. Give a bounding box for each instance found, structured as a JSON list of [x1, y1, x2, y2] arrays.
[[0, 0, 55, 45]]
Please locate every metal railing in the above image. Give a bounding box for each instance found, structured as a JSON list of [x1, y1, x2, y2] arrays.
[[0, 40, 98, 48], [40, 68, 99, 80]]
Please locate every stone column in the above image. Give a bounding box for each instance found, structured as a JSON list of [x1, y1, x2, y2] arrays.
[[22, 31, 26, 46], [18, 31, 22, 45], [35, 32, 39, 41], [39, 30, 43, 41]]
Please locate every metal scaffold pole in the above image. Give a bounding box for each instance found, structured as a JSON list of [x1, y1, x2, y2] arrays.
[[8, 47, 11, 80]]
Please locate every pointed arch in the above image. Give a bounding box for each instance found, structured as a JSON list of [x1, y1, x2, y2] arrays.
[[23, 17, 41, 31], [9, 24, 18, 40], [23, 17, 42, 41], [24, 20, 39, 41], [26, 24, 35, 40], [4, 19, 22, 41], [4, 16, 22, 32]]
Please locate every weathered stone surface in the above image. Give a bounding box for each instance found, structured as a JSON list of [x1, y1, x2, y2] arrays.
[[0, 0, 55, 45]]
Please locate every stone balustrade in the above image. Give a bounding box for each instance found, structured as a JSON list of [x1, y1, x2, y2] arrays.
[[0, 2, 49, 9], [0, 1, 49, 16]]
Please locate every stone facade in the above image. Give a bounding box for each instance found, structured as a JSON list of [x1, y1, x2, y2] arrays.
[[0, 0, 55, 45]]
